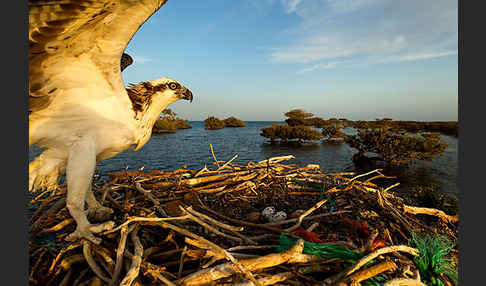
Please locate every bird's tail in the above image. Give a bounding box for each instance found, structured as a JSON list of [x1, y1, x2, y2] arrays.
[[29, 151, 65, 193]]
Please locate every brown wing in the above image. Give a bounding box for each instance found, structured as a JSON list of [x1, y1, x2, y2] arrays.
[[29, 0, 168, 112], [121, 53, 134, 72]]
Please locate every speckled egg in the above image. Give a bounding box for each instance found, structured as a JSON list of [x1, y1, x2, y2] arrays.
[[268, 211, 287, 222], [261, 206, 276, 219]]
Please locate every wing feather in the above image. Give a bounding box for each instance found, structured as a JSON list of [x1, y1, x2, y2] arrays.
[[29, 0, 167, 112]]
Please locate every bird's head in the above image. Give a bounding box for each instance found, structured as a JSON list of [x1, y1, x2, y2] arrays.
[[127, 77, 194, 150], [147, 77, 193, 103], [127, 77, 193, 115]]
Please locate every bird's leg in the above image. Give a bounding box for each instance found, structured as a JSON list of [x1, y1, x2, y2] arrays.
[[85, 185, 113, 222], [64, 139, 103, 244]]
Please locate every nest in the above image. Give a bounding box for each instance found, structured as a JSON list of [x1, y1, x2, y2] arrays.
[[28, 154, 458, 286]]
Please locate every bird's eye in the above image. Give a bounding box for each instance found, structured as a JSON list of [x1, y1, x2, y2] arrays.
[[169, 83, 178, 90]]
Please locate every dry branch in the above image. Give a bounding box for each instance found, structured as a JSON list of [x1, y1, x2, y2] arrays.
[[403, 205, 458, 223], [178, 239, 305, 286], [120, 226, 143, 286]]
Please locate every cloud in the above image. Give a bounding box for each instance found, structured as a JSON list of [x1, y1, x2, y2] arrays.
[[383, 50, 458, 63], [281, 0, 303, 14], [326, 0, 381, 14], [297, 61, 338, 73], [133, 56, 153, 63], [246, 0, 277, 13], [270, 0, 457, 66]]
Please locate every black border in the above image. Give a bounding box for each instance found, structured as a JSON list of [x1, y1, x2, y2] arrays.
[[458, 0, 479, 285], [6, 0, 29, 284]]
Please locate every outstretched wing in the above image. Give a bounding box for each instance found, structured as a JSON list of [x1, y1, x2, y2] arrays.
[[29, 0, 167, 112]]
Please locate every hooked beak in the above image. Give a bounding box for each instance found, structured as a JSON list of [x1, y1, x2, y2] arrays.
[[183, 88, 193, 102]]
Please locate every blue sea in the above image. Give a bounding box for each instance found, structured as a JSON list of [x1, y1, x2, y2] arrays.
[[29, 121, 458, 196]]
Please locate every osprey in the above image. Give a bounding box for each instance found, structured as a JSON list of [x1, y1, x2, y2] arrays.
[[29, 0, 193, 244]]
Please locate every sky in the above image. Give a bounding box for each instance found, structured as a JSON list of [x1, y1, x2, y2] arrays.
[[122, 0, 458, 121]]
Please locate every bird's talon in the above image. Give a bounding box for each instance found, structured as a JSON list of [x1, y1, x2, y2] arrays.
[[87, 206, 114, 222], [65, 227, 102, 244]]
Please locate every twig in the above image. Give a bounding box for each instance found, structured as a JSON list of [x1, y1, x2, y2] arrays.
[[227, 245, 278, 252], [284, 198, 327, 232], [41, 218, 74, 234], [104, 215, 191, 234], [82, 241, 111, 283], [384, 182, 400, 192], [120, 225, 143, 286], [210, 144, 220, 168], [403, 205, 458, 223], [180, 206, 244, 243], [206, 208, 286, 233], [110, 225, 131, 286], [185, 206, 256, 244], [346, 260, 397, 285], [349, 169, 383, 182], [217, 154, 239, 171], [264, 210, 350, 226], [145, 265, 177, 286], [234, 272, 294, 286], [184, 206, 243, 231], [344, 245, 418, 277]]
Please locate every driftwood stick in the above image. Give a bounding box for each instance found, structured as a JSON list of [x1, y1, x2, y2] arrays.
[[264, 210, 351, 226], [325, 245, 418, 286], [134, 182, 159, 205], [221, 250, 262, 286], [403, 205, 459, 223], [344, 245, 418, 278], [234, 272, 294, 286], [48, 242, 81, 275], [29, 247, 47, 283], [345, 260, 398, 285], [178, 239, 305, 286], [91, 244, 116, 276], [71, 268, 89, 286], [145, 265, 177, 286], [58, 254, 85, 271], [384, 278, 427, 286], [256, 155, 295, 166], [194, 165, 209, 177], [349, 169, 383, 182], [110, 224, 132, 286], [58, 269, 73, 286], [383, 182, 400, 192], [284, 198, 327, 232], [184, 206, 253, 244], [184, 206, 243, 232], [178, 246, 187, 279], [227, 245, 278, 252], [180, 206, 245, 243], [201, 206, 284, 233], [234, 262, 338, 286], [210, 144, 221, 168], [120, 225, 143, 286], [104, 215, 190, 234], [82, 241, 111, 283], [41, 218, 74, 234], [217, 154, 239, 171], [183, 237, 262, 285]]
